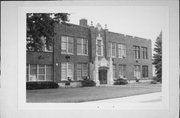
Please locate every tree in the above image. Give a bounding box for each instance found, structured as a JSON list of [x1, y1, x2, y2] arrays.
[[27, 13, 69, 51], [153, 32, 162, 82]]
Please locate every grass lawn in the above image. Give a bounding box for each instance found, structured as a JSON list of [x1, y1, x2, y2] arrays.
[[26, 82, 161, 103]]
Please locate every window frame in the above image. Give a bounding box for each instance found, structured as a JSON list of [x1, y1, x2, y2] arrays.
[[46, 65, 53, 81], [96, 34, 103, 57], [117, 43, 126, 59], [96, 39, 103, 56], [111, 42, 116, 58], [61, 36, 74, 55], [38, 64, 46, 81], [76, 63, 88, 80], [61, 62, 74, 81], [29, 64, 37, 81], [134, 65, 141, 78], [77, 38, 88, 56], [27, 64, 53, 82], [133, 45, 140, 59], [108, 42, 111, 57], [142, 65, 148, 77], [142, 47, 148, 59], [119, 64, 126, 77], [113, 64, 116, 78]]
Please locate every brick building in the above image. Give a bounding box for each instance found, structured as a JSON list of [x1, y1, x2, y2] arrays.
[[26, 19, 152, 87]]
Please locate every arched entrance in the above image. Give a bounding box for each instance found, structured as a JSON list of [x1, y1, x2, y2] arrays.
[[99, 67, 108, 84]]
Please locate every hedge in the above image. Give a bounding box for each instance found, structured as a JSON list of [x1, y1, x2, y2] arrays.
[[26, 81, 59, 90], [114, 78, 128, 85], [81, 79, 96, 87]]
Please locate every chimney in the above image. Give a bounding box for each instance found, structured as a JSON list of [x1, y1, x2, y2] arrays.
[[79, 19, 88, 27]]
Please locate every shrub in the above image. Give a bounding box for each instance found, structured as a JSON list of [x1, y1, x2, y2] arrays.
[[114, 78, 128, 85], [26, 81, 59, 90], [81, 79, 96, 87], [150, 80, 157, 84], [152, 76, 161, 83], [136, 79, 140, 82]]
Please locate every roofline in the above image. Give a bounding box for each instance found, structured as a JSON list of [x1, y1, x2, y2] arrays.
[[57, 22, 152, 41]]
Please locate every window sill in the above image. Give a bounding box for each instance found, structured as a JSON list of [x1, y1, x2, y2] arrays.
[[118, 57, 126, 59], [97, 55, 104, 57], [61, 53, 74, 55], [27, 80, 53, 82], [27, 51, 53, 53], [60, 80, 82, 83], [77, 54, 88, 56]]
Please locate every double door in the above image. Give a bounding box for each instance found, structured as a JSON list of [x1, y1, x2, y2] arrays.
[[99, 70, 107, 84]]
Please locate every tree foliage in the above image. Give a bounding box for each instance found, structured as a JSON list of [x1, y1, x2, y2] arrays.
[[152, 32, 162, 82], [27, 13, 69, 51]]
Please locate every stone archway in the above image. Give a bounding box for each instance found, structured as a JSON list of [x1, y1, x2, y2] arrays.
[[99, 67, 108, 84], [92, 56, 114, 86]]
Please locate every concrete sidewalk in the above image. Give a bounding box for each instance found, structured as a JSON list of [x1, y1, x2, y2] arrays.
[[86, 92, 162, 103]]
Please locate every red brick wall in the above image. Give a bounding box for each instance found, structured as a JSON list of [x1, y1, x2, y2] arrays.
[[27, 23, 153, 83], [26, 52, 53, 64], [53, 23, 91, 82], [106, 32, 152, 80]]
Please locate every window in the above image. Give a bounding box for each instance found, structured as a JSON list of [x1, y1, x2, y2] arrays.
[[29, 64, 37, 81], [134, 65, 141, 79], [27, 64, 53, 81], [46, 65, 52, 81], [113, 64, 116, 78], [77, 38, 88, 55], [38, 65, 45, 81], [108, 42, 111, 57], [61, 63, 67, 81], [96, 34, 103, 56], [142, 65, 148, 77], [82, 64, 88, 77], [77, 64, 82, 80], [61, 63, 74, 81], [26, 65, 29, 81], [119, 64, 126, 77], [61, 36, 67, 53], [118, 44, 126, 58], [61, 36, 74, 54], [41, 37, 53, 52], [27, 36, 53, 52], [83, 39, 88, 55], [112, 42, 116, 57], [97, 40, 103, 56], [142, 47, 148, 59], [76, 63, 88, 80], [133, 46, 140, 59]]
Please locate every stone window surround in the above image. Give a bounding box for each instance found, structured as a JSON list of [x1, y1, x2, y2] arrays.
[[96, 34, 104, 56]]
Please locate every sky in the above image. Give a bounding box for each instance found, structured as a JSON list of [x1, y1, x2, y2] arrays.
[[61, 6, 168, 54]]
